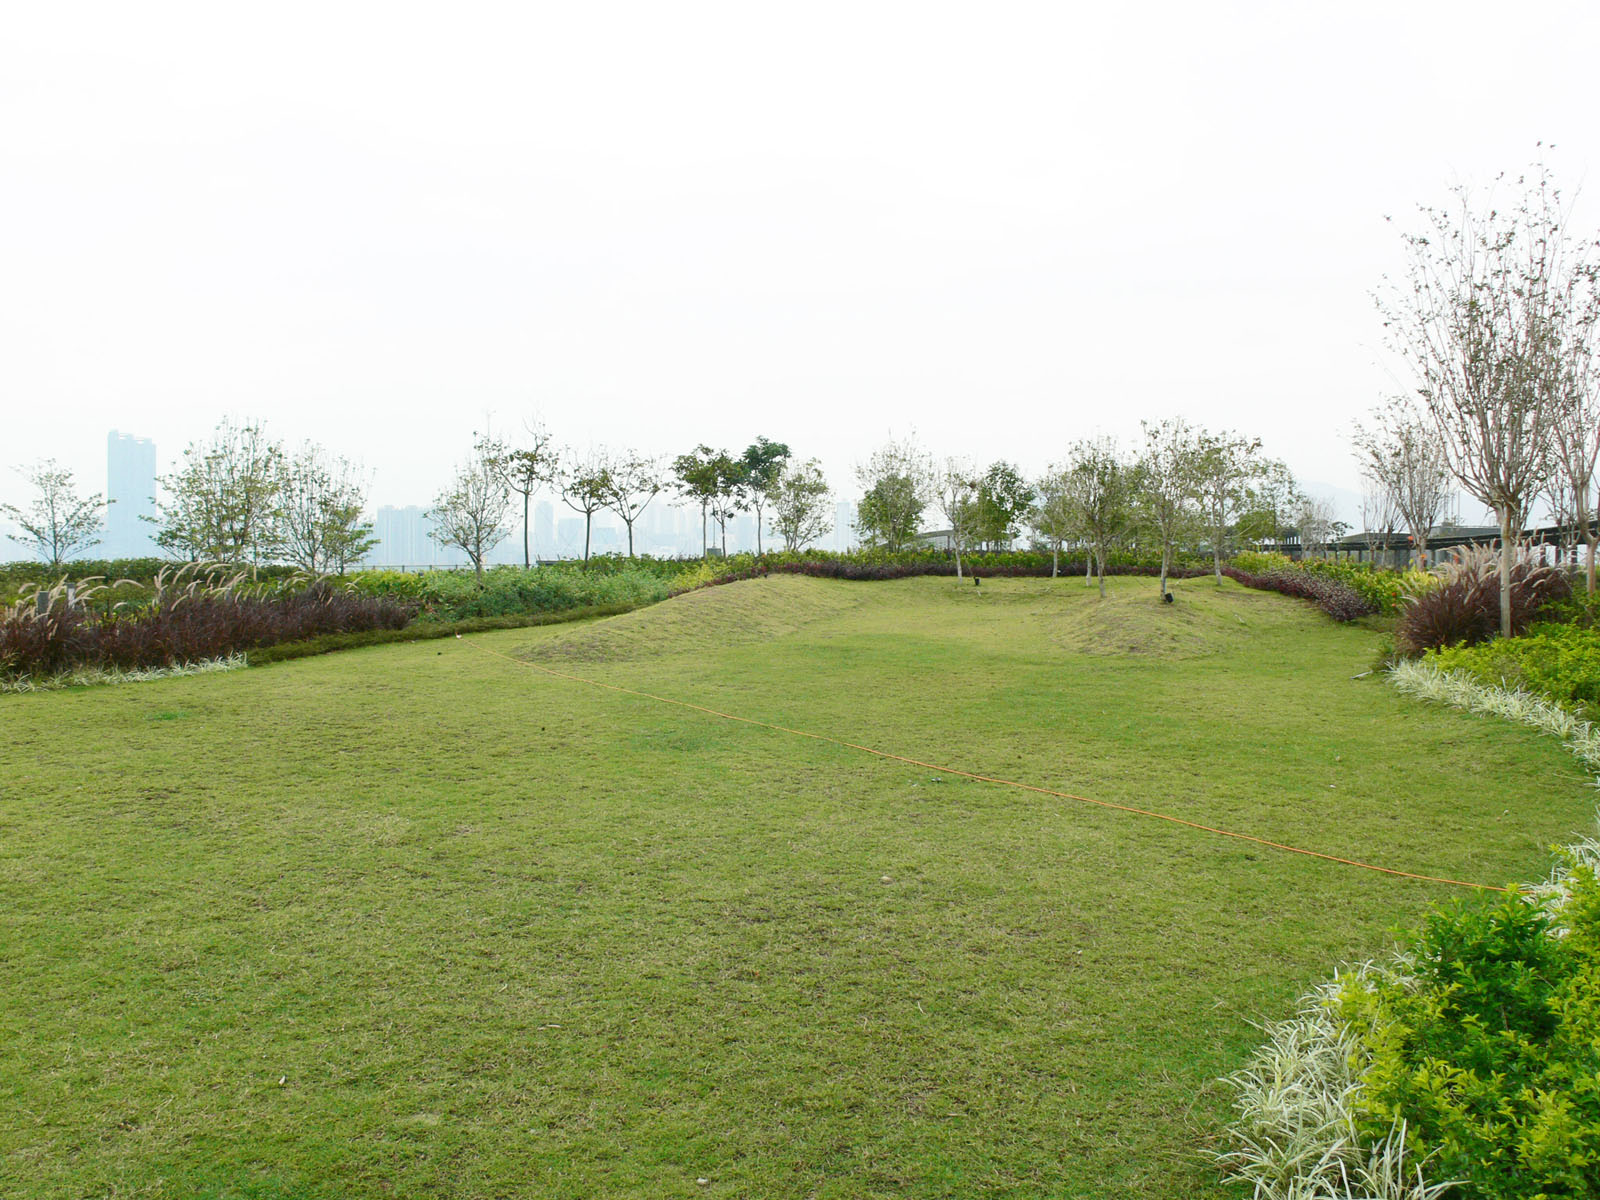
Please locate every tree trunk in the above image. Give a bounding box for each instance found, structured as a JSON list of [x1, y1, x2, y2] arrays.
[[1096, 550, 1107, 598], [1051, 541, 1059, 578], [584, 513, 592, 565], [954, 539, 963, 581], [625, 520, 635, 558], [1587, 524, 1597, 594], [754, 502, 763, 555], [701, 505, 708, 560], [523, 493, 531, 568], [1498, 509, 1515, 639], [1160, 544, 1170, 596], [1084, 551, 1093, 586], [1416, 529, 1428, 571], [1212, 524, 1223, 584]]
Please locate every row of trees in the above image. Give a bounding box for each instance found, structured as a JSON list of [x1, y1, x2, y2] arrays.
[[2, 421, 377, 571], [849, 427, 1310, 596], [427, 427, 839, 580]]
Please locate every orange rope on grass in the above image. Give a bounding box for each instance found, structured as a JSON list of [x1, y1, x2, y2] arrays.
[[454, 635, 1515, 895]]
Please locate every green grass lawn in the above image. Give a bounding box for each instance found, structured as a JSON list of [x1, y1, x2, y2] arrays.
[[2, 575, 1592, 1199]]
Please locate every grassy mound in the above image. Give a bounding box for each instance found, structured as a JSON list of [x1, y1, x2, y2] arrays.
[[1, 575, 1591, 1199], [523, 573, 868, 663]]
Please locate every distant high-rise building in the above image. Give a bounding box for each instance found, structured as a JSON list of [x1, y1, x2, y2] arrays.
[[105, 430, 159, 559], [369, 505, 465, 568], [833, 501, 857, 551], [534, 500, 555, 560]]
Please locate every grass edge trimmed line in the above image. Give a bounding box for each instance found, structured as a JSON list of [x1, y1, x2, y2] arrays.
[[1216, 661, 1600, 1198], [243, 601, 651, 668]]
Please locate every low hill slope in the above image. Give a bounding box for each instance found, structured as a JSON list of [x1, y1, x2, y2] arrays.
[[520, 573, 869, 662]]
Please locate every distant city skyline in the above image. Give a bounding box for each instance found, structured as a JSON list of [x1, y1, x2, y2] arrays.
[[8, 5, 1590, 544]]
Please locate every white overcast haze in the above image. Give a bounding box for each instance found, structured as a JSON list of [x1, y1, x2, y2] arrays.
[[5, 1, 1600, 528]]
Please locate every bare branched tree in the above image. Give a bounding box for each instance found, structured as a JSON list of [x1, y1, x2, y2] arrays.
[[1358, 470, 1401, 567], [598, 451, 662, 557], [1294, 495, 1338, 559], [1353, 409, 1452, 568], [934, 457, 982, 581], [1380, 161, 1598, 634], [2, 460, 107, 568], [429, 444, 512, 583], [485, 418, 560, 567], [1547, 334, 1600, 589]]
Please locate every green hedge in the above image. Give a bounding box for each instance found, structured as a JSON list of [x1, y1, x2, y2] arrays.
[[1336, 867, 1600, 1198], [1431, 622, 1600, 710], [244, 603, 643, 667], [349, 564, 672, 621], [1233, 550, 1432, 615]]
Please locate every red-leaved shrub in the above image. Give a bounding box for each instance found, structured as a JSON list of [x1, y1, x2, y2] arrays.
[[1396, 545, 1570, 655]]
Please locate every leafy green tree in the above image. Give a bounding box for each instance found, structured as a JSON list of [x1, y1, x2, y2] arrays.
[[1137, 418, 1202, 596], [428, 442, 512, 583], [1062, 437, 1140, 597], [1030, 468, 1074, 577], [772, 459, 832, 551], [934, 457, 983, 580], [707, 450, 747, 558], [672, 446, 721, 560], [973, 461, 1035, 550], [1, 460, 107, 568], [153, 418, 284, 563], [1194, 429, 1271, 581], [854, 436, 933, 552], [739, 437, 791, 555], [278, 444, 376, 574]]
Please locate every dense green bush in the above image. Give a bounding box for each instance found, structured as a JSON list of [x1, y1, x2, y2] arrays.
[[1232, 550, 1431, 615], [1432, 622, 1600, 710], [350, 563, 671, 621], [1336, 869, 1600, 1199]]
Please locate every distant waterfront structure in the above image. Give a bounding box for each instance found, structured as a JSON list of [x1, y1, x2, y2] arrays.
[[104, 430, 158, 558]]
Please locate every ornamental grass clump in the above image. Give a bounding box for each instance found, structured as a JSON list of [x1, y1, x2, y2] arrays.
[[1396, 544, 1569, 655], [0, 565, 416, 681]]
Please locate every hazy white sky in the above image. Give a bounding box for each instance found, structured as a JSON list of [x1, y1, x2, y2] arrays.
[[5, 1, 1599, 524]]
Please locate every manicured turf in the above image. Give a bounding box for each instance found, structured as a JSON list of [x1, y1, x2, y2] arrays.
[[2, 575, 1592, 1198]]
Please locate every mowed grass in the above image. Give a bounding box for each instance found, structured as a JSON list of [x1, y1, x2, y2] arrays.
[[1, 575, 1592, 1199]]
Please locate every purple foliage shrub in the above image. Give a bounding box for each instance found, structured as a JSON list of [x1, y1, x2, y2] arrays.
[[1395, 546, 1570, 655], [1, 571, 416, 679], [1221, 566, 1377, 621]]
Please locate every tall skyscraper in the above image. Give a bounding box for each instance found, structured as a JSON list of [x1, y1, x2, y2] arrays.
[[105, 430, 158, 558]]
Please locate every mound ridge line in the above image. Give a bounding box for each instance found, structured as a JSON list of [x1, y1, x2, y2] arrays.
[[454, 633, 1511, 895]]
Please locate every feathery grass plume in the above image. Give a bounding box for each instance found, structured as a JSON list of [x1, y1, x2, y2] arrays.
[[1395, 543, 1570, 655], [0, 653, 247, 694], [1216, 963, 1452, 1200], [0, 566, 415, 681]]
